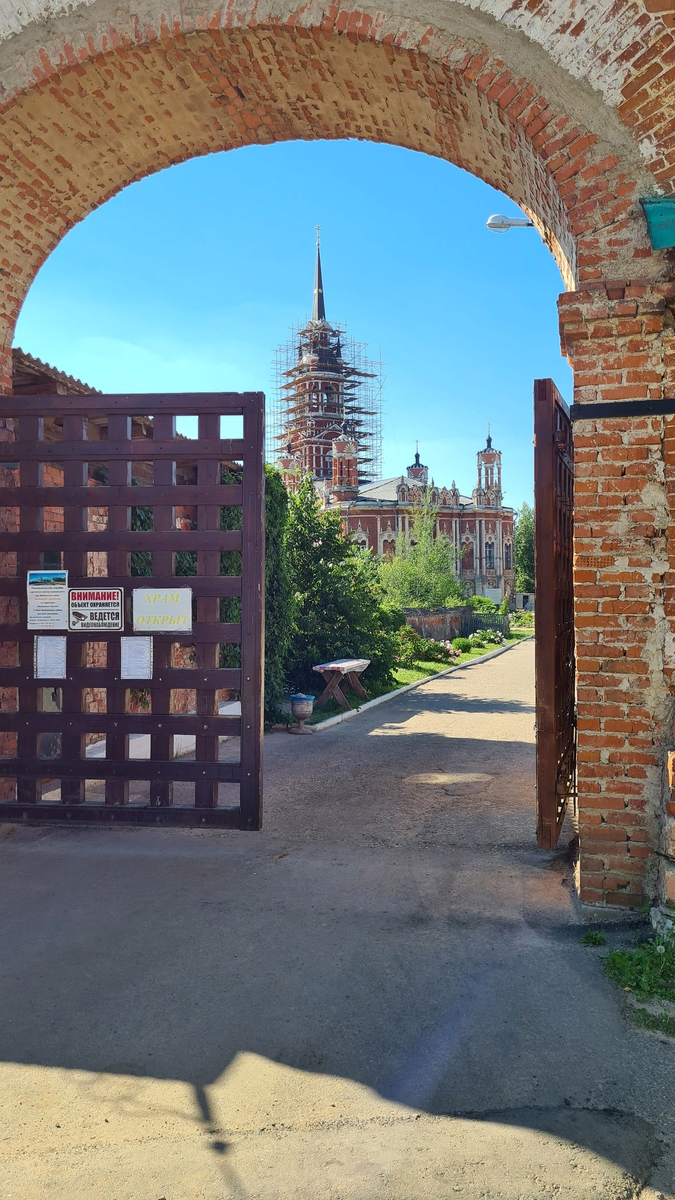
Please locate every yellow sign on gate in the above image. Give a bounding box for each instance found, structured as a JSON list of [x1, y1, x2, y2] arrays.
[[132, 588, 193, 633]]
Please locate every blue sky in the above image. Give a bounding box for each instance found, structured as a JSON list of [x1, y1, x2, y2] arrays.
[[14, 139, 571, 510]]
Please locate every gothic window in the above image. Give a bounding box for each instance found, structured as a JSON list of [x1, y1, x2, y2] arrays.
[[485, 542, 495, 570], [462, 541, 474, 573], [504, 542, 512, 570]]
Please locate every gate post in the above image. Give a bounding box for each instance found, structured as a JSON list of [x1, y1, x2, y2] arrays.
[[559, 280, 675, 921], [0, 343, 15, 794], [534, 380, 575, 851]]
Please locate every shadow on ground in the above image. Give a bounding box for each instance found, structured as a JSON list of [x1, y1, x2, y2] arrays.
[[0, 643, 672, 1197]]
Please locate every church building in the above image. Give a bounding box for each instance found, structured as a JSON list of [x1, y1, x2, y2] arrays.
[[275, 240, 515, 602], [327, 435, 515, 603]]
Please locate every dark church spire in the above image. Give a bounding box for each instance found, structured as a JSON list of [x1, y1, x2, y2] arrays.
[[312, 225, 326, 322]]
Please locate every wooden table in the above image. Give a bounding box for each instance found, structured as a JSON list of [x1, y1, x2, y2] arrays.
[[312, 658, 371, 712]]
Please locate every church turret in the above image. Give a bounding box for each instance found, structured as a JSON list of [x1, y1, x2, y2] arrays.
[[407, 442, 429, 485], [331, 438, 359, 500], [474, 424, 502, 508]]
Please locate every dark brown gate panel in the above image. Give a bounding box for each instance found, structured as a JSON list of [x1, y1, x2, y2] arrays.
[[0, 392, 264, 829], [534, 378, 575, 849]]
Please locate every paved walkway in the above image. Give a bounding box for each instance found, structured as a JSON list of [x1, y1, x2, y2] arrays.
[[0, 640, 674, 1199]]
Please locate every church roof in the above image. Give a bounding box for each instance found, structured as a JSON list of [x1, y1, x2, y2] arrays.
[[355, 475, 472, 505], [357, 475, 406, 501]]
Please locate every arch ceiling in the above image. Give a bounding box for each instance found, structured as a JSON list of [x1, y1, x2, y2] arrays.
[[0, 0, 672, 349]]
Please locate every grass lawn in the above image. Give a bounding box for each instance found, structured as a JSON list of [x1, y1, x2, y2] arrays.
[[305, 632, 532, 725]]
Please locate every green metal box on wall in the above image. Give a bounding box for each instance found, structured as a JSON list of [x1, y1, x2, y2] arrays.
[[641, 196, 675, 250]]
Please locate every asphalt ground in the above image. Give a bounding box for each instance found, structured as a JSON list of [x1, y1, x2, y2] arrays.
[[0, 639, 673, 1199]]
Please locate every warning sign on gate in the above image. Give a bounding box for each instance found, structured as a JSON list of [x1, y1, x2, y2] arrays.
[[68, 588, 124, 631]]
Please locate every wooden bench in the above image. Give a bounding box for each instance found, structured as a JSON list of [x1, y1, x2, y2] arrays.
[[312, 657, 371, 712]]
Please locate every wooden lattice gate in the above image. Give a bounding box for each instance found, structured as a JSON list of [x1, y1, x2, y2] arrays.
[[0, 392, 264, 829], [534, 378, 576, 849]]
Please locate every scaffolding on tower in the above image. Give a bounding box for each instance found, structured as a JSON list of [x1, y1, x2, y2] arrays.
[[269, 320, 383, 487]]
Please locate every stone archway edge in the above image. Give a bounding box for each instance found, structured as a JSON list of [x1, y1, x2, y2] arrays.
[[312, 635, 534, 732]]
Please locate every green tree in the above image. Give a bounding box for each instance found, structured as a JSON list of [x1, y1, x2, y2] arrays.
[[263, 465, 294, 722], [218, 464, 294, 722], [514, 502, 535, 593], [284, 475, 402, 692], [378, 493, 465, 609]]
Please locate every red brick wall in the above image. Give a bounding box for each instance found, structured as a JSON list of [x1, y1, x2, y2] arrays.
[[561, 280, 675, 914], [0, 5, 668, 367], [403, 608, 469, 641]]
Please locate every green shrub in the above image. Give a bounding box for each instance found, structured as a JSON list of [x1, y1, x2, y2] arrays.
[[418, 637, 459, 664], [479, 629, 505, 646], [466, 595, 497, 612], [395, 625, 423, 667], [512, 610, 534, 627], [452, 636, 472, 653]]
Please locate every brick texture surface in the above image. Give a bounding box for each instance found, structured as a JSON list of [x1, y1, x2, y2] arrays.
[[0, 3, 669, 355], [561, 281, 675, 911]]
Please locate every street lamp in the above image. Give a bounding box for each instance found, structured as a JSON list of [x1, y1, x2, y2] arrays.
[[486, 213, 534, 234]]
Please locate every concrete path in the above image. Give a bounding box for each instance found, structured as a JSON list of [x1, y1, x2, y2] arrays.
[[0, 640, 674, 1199]]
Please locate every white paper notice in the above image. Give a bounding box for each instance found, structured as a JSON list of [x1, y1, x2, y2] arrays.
[[34, 636, 67, 679], [132, 588, 192, 633], [27, 570, 68, 630], [120, 636, 153, 680]]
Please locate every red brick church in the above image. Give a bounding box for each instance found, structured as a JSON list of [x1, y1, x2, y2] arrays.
[[325, 434, 515, 603], [275, 241, 515, 602]]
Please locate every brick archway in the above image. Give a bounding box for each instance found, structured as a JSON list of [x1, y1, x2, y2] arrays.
[[0, 3, 668, 387], [2, 0, 675, 916]]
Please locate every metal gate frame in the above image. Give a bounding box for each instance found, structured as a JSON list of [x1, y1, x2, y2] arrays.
[[0, 391, 264, 829], [534, 378, 576, 849]]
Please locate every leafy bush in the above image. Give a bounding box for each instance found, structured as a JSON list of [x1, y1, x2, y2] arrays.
[[285, 476, 403, 692], [466, 595, 497, 612], [452, 637, 472, 653], [378, 492, 465, 609], [471, 629, 505, 647], [512, 610, 534, 627], [420, 638, 459, 664], [394, 626, 459, 668], [395, 625, 423, 667]]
